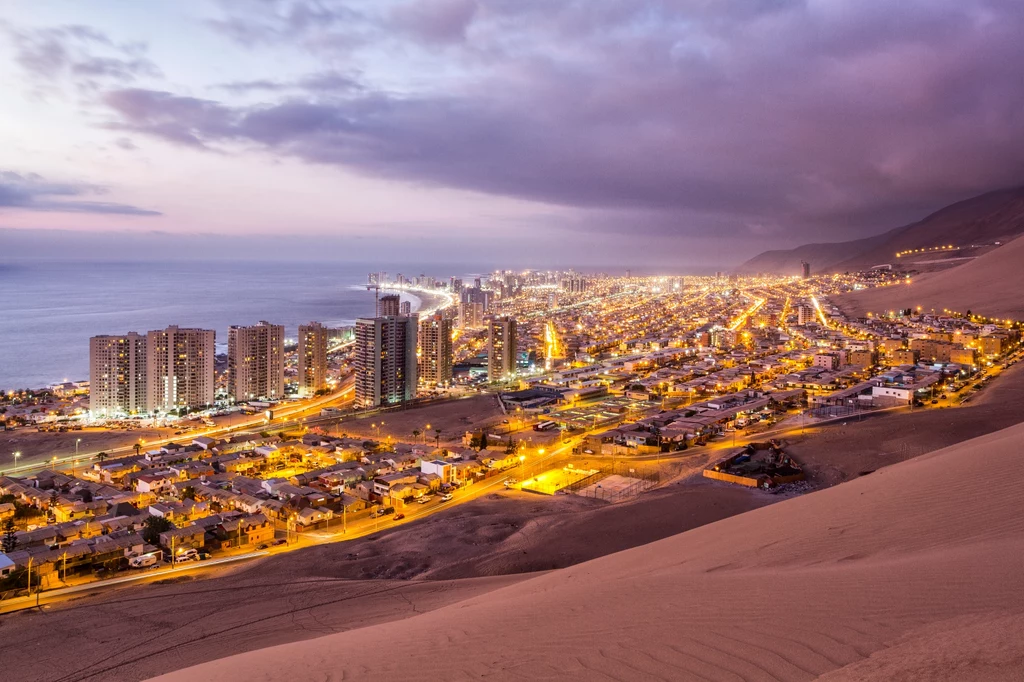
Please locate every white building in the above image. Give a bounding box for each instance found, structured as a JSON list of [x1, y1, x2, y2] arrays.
[[89, 332, 147, 417], [297, 321, 329, 396], [228, 321, 285, 402], [146, 326, 215, 413]]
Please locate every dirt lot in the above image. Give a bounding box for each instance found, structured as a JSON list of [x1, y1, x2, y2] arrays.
[[337, 394, 506, 445], [0, 426, 176, 471]]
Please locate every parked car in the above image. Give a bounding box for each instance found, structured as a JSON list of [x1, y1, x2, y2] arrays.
[[440, 493, 453, 502], [393, 513, 406, 521], [417, 496, 432, 504], [129, 554, 158, 568]]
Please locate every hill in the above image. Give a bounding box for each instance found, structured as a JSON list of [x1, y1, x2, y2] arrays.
[[155, 419, 1024, 682], [836, 234, 1024, 320], [739, 185, 1024, 275]]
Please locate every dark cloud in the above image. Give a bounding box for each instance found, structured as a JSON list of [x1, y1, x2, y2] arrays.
[[115, 1, 1024, 239], [8, 24, 161, 87], [0, 171, 160, 216], [390, 0, 478, 44], [218, 71, 362, 94]]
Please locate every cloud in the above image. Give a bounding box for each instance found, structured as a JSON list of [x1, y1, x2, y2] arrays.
[[0, 171, 160, 216], [218, 71, 363, 94], [8, 24, 161, 89], [104, 0, 1024, 240]]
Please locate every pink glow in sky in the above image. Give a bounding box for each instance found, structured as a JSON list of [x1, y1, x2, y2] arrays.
[[3, 1, 1024, 266]]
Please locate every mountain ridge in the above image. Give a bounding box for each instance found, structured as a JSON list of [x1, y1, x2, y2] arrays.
[[739, 185, 1024, 275]]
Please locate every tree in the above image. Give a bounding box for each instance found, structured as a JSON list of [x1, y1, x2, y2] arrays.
[[435, 429, 442, 448], [505, 437, 518, 455], [133, 443, 142, 457], [412, 429, 421, 443], [2, 518, 16, 553], [96, 451, 107, 464], [142, 516, 173, 545], [181, 485, 196, 501], [49, 488, 59, 511]]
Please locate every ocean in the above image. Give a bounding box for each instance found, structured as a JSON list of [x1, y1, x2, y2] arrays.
[[0, 260, 466, 391]]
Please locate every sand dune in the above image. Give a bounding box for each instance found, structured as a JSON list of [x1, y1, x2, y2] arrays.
[[155, 421, 1024, 681], [838, 234, 1024, 320]]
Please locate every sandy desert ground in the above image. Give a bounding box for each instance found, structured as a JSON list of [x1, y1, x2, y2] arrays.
[[157, 417, 1024, 682], [837, 234, 1024, 320]]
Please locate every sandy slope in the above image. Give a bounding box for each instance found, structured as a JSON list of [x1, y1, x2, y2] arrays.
[[156, 421, 1024, 682], [837, 234, 1024, 320]]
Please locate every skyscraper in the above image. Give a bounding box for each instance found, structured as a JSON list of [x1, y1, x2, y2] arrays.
[[459, 301, 485, 329], [487, 316, 518, 382], [89, 332, 147, 417], [419, 313, 453, 387], [379, 294, 401, 317], [797, 305, 813, 326], [297, 321, 329, 396], [355, 315, 418, 408], [228, 321, 285, 402], [801, 261, 811, 279], [146, 326, 215, 413]]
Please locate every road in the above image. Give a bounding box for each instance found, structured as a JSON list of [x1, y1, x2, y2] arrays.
[[0, 551, 268, 615], [14, 378, 356, 476]]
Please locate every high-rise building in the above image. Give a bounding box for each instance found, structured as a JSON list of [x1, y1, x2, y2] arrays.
[[461, 286, 490, 311], [228, 321, 285, 402], [379, 293, 401, 317], [297, 321, 329, 396], [449, 277, 463, 295], [89, 332, 147, 417], [400, 300, 412, 316], [801, 261, 811, 279], [355, 315, 418, 408], [487, 316, 518, 382], [562, 277, 588, 293], [146, 326, 215, 413], [419, 313, 453, 387], [797, 305, 813, 326], [459, 301, 485, 329]]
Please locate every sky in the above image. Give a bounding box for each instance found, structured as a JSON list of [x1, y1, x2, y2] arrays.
[[2, 0, 1024, 268]]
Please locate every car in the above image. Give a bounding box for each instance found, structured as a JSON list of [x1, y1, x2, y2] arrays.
[[256, 543, 269, 550], [393, 513, 406, 521], [931, 399, 938, 404], [440, 493, 453, 502], [417, 496, 432, 504], [273, 538, 287, 546]]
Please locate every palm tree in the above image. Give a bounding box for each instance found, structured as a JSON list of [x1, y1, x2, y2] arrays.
[[96, 451, 107, 463], [412, 429, 421, 444], [133, 442, 142, 457], [434, 429, 442, 448]]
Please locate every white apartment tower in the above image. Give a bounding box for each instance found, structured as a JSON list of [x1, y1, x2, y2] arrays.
[[297, 321, 329, 396], [89, 332, 147, 417], [146, 326, 215, 413], [419, 313, 453, 387], [797, 305, 813, 326], [487, 316, 518, 382], [227, 321, 285, 402], [355, 315, 418, 408]]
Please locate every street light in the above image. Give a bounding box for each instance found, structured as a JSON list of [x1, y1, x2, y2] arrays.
[[13, 451, 21, 474], [76, 438, 82, 456]]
